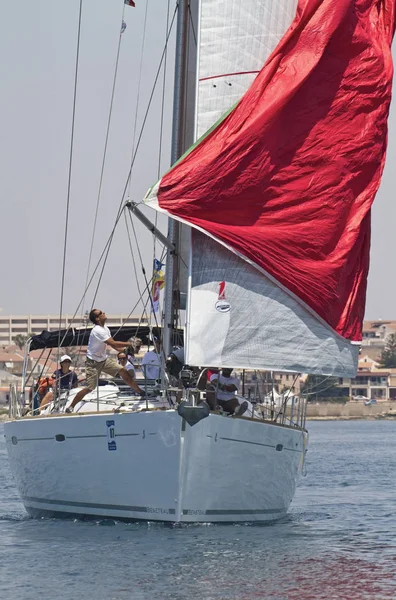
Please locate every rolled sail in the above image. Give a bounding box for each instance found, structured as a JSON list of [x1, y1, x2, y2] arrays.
[[146, 0, 396, 376]]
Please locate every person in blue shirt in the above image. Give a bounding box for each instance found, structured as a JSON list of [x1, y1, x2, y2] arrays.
[[53, 354, 78, 390], [39, 354, 78, 409]]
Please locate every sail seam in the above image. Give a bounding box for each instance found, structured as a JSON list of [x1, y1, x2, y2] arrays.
[[199, 70, 260, 82]]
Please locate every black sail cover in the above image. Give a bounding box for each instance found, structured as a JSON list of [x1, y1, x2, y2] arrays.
[[29, 326, 167, 351]]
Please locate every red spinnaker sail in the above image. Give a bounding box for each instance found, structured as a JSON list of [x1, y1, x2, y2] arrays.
[[154, 0, 396, 341]]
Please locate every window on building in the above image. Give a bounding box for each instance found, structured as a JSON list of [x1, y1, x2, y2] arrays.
[[370, 377, 387, 385], [354, 376, 369, 384]]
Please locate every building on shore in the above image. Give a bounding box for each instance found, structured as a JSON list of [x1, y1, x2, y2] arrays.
[[0, 314, 148, 347]]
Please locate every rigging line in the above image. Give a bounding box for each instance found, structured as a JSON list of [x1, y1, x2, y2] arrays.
[[90, 206, 125, 308], [154, 0, 171, 265], [274, 374, 300, 421], [188, 1, 197, 46], [302, 379, 340, 397], [63, 8, 178, 344], [127, 0, 150, 201], [128, 210, 162, 333], [82, 1, 127, 318], [133, 244, 167, 339], [157, 0, 171, 180], [29, 349, 54, 413], [121, 3, 178, 209], [111, 216, 167, 338], [110, 268, 157, 338], [23, 348, 46, 388], [59, 208, 125, 348], [301, 374, 337, 396], [88, 2, 178, 314], [124, 211, 151, 325], [111, 283, 151, 338], [57, 0, 84, 354]]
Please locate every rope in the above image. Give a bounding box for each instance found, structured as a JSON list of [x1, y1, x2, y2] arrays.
[[129, 213, 166, 363], [127, 210, 163, 333], [23, 348, 46, 388], [121, 3, 178, 208], [82, 1, 127, 317], [301, 375, 340, 397], [59, 208, 125, 347], [124, 211, 151, 325], [51, 4, 178, 349], [57, 0, 84, 354], [274, 373, 300, 421], [153, 0, 172, 265], [90, 4, 178, 308], [188, 1, 197, 46], [127, 0, 150, 201]]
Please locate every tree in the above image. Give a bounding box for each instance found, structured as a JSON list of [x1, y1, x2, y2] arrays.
[[379, 333, 396, 368], [13, 333, 32, 350], [301, 374, 342, 399], [62, 347, 82, 367]]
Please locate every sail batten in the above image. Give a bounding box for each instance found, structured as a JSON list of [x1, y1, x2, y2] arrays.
[[145, 0, 396, 375]]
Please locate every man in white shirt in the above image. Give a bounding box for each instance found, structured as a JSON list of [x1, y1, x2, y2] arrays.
[[208, 368, 249, 416], [142, 337, 162, 380], [68, 309, 144, 411]]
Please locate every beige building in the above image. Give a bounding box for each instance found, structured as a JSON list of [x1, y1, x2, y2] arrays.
[[0, 314, 148, 347], [361, 319, 396, 351], [338, 368, 396, 401]]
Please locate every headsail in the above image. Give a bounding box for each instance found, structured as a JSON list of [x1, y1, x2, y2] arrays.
[[146, 0, 396, 376]]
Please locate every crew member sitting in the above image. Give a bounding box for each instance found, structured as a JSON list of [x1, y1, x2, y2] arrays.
[[142, 337, 162, 381], [208, 368, 248, 416], [39, 355, 78, 409], [117, 351, 135, 376]]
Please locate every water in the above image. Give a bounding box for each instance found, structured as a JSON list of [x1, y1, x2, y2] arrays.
[[1, 420, 395, 600]]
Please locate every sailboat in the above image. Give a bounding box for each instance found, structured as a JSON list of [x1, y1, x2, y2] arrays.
[[4, 0, 395, 523]]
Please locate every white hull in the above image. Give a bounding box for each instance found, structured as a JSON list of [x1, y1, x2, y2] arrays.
[[4, 411, 307, 523]]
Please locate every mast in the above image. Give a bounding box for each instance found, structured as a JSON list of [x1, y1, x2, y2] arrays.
[[163, 0, 193, 358]]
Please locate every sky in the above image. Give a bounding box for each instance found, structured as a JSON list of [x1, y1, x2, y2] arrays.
[[1, 0, 395, 321]]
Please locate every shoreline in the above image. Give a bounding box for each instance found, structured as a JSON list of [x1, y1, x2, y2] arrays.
[[1, 412, 396, 423], [307, 414, 396, 421]]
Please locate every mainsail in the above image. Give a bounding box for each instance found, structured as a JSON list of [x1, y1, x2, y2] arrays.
[[146, 0, 396, 376]]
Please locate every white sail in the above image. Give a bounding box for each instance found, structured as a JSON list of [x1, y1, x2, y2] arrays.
[[186, 231, 358, 375], [195, 0, 298, 138], [179, 0, 299, 305], [183, 0, 359, 376]]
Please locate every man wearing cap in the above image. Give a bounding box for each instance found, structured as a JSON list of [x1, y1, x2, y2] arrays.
[[39, 354, 78, 409], [67, 308, 145, 412]]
